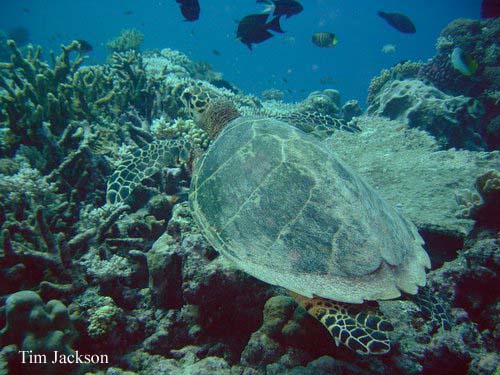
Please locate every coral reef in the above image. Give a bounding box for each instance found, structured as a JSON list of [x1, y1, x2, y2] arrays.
[[106, 29, 144, 53], [455, 170, 500, 230], [151, 116, 210, 150], [0, 31, 9, 62], [367, 60, 423, 105], [417, 17, 500, 150], [418, 18, 500, 97], [0, 40, 88, 157], [367, 79, 486, 150], [0, 20, 498, 375], [261, 88, 284, 101], [341, 99, 362, 122], [367, 19, 500, 150], [298, 89, 341, 117]]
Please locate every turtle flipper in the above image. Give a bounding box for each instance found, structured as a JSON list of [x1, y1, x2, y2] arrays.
[[292, 293, 393, 355], [275, 111, 361, 139], [106, 140, 193, 205], [409, 286, 452, 331]]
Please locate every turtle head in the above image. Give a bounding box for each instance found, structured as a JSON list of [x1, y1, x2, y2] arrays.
[[199, 98, 240, 140], [180, 83, 240, 140]]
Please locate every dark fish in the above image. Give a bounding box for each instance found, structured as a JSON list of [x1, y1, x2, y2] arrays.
[[319, 76, 336, 85], [7, 27, 30, 46], [49, 32, 63, 42], [176, 0, 200, 21], [378, 11, 416, 33], [212, 49, 221, 56], [76, 39, 93, 53], [481, 0, 500, 18], [237, 14, 284, 50], [124, 10, 134, 16], [257, 0, 303, 19], [311, 32, 338, 48], [22, 7, 30, 13]]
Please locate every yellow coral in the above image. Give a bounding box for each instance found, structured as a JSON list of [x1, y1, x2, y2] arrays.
[[151, 117, 210, 150], [87, 302, 123, 339]]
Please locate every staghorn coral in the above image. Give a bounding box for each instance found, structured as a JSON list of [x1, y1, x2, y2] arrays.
[[106, 29, 144, 53], [0, 40, 87, 156], [108, 51, 162, 121], [0, 122, 116, 296], [0, 42, 156, 164]]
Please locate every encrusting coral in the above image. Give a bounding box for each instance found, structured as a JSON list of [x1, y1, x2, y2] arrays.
[[455, 170, 500, 230]]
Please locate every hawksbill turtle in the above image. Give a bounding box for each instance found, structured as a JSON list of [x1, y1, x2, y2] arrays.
[[106, 98, 450, 355], [179, 81, 361, 137]]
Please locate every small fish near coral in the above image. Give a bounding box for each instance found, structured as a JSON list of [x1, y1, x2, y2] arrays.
[[257, 0, 303, 19], [451, 47, 479, 76], [378, 11, 416, 33], [7, 26, 30, 46], [381, 43, 396, 54], [319, 75, 336, 85], [76, 39, 93, 53], [481, 0, 500, 18], [176, 0, 200, 21], [311, 32, 338, 48], [237, 14, 284, 50]]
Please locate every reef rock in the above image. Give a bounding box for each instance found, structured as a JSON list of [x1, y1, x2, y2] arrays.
[[367, 79, 486, 150], [326, 115, 500, 238]]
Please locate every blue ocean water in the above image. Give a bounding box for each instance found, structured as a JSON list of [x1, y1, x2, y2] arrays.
[[0, 0, 481, 105]]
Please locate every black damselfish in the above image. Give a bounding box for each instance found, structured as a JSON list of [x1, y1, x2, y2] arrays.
[[176, 0, 200, 21], [257, 0, 303, 19], [378, 11, 416, 33], [237, 14, 284, 50], [76, 39, 93, 53]]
